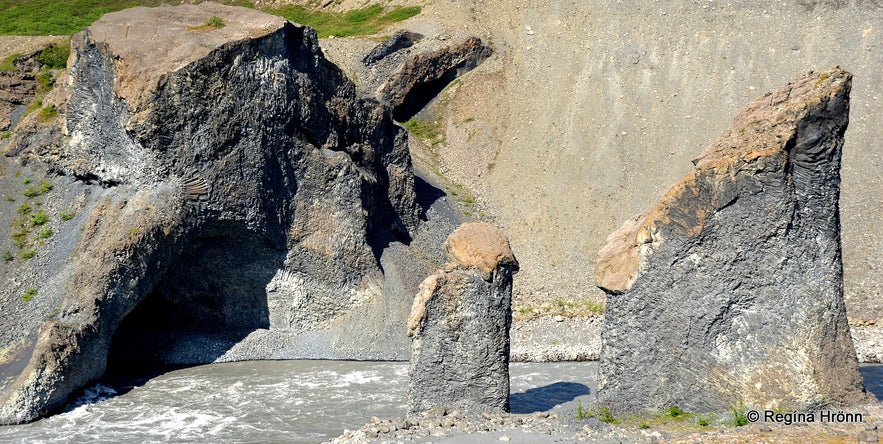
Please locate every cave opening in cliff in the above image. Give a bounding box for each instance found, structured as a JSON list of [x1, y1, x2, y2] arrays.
[[392, 68, 462, 122], [105, 224, 285, 379]]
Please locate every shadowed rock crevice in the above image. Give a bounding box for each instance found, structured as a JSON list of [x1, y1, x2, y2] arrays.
[[107, 226, 283, 371], [358, 33, 491, 122]]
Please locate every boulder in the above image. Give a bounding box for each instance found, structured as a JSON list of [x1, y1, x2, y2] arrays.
[[362, 29, 423, 66], [407, 222, 518, 415], [595, 67, 872, 413], [0, 2, 421, 424]]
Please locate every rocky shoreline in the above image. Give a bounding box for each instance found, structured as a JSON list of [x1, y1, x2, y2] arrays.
[[331, 402, 883, 444]]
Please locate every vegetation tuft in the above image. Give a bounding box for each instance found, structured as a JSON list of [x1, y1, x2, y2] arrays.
[[31, 209, 49, 226], [22, 288, 37, 302], [731, 403, 749, 427], [36, 43, 70, 69], [206, 15, 225, 28], [0, 52, 20, 71], [575, 400, 592, 420], [598, 406, 620, 424], [664, 405, 686, 418]]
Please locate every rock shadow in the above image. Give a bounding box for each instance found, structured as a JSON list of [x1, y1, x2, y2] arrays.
[[860, 366, 883, 401], [509, 381, 591, 414], [414, 173, 446, 214], [105, 223, 283, 381]]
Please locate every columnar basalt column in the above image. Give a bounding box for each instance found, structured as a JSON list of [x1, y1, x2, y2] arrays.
[[407, 222, 519, 415]]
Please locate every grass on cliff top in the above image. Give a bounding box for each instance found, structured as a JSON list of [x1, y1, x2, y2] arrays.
[[0, 0, 420, 37], [269, 4, 421, 37]]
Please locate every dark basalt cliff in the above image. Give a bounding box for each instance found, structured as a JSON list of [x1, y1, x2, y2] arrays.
[[595, 68, 871, 413], [0, 3, 426, 424]]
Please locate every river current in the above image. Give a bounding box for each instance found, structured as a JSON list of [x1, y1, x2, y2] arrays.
[[0, 361, 879, 443]]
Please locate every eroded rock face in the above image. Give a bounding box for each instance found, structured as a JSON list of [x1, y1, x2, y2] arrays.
[[0, 3, 420, 424], [372, 35, 491, 121], [407, 223, 518, 415], [595, 68, 871, 413]]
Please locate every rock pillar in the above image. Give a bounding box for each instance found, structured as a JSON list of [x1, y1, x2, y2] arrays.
[[594, 67, 871, 413], [407, 222, 519, 415]]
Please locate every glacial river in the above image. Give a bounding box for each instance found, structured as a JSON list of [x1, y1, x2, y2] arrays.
[[0, 361, 879, 443]]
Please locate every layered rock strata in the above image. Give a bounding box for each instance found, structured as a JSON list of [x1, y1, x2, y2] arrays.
[[0, 3, 421, 424], [595, 68, 871, 413], [407, 223, 518, 415]]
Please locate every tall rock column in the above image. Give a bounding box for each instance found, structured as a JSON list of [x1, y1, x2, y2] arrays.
[[407, 223, 519, 415], [594, 67, 871, 413]]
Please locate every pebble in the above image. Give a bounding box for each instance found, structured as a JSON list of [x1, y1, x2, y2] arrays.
[[499, 436, 511, 441], [858, 430, 879, 443]]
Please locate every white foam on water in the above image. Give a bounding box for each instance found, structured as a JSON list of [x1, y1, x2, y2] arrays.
[[64, 383, 119, 412], [337, 370, 383, 385]]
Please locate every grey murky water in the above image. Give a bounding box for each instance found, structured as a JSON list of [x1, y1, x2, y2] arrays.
[[0, 361, 601, 443], [0, 361, 879, 443]]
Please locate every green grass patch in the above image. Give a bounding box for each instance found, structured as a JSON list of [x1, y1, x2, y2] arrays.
[[36, 70, 55, 93], [0, 52, 20, 71], [267, 4, 421, 38], [2, 251, 13, 262], [599, 406, 620, 424], [36, 42, 70, 69], [575, 400, 592, 420], [403, 118, 445, 150], [1, 131, 11, 139], [37, 104, 58, 122], [0, 0, 165, 36], [664, 405, 686, 418], [0, 1, 419, 37], [30, 209, 49, 226], [23, 180, 53, 198], [17, 203, 32, 214], [380, 6, 421, 23], [22, 287, 37, 301], [731, 403, 749, 427], [60, 210, 75, 221], [206, 15, 225, 28], [37, 227, 52, 239], [20, 249, 36, 260]]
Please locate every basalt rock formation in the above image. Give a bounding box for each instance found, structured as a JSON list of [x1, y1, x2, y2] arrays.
[[595, 68, 871, 413], [0, 3, 423, 424], [0, 47, 50, 132], [407, 223, 518, 415], [361, 33, 491, 121]]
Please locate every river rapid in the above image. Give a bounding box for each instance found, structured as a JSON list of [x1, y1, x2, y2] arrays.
[[0, 361, 605, 443], [1, 362, 879, 443]]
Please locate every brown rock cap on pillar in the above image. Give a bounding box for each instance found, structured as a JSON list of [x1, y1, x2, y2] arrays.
[[595, 67, 872, 414], [407, 223, 519, 415]]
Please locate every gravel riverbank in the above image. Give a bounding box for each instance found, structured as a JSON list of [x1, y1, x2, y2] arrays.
[[511, 316, 882, 364]]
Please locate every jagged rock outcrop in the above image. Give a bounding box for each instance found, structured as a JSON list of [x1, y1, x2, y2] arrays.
[[346, 31, 491, 121], [595, 68, 871, 413], [362, 29, 423, 66], [0, 47, 51, 132], [376, 36, 491, 121], [407, 222, 518, 415], [0, 2, 422, 424]]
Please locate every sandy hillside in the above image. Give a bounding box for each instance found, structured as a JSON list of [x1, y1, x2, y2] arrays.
[[403, 0, 883, 321]]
